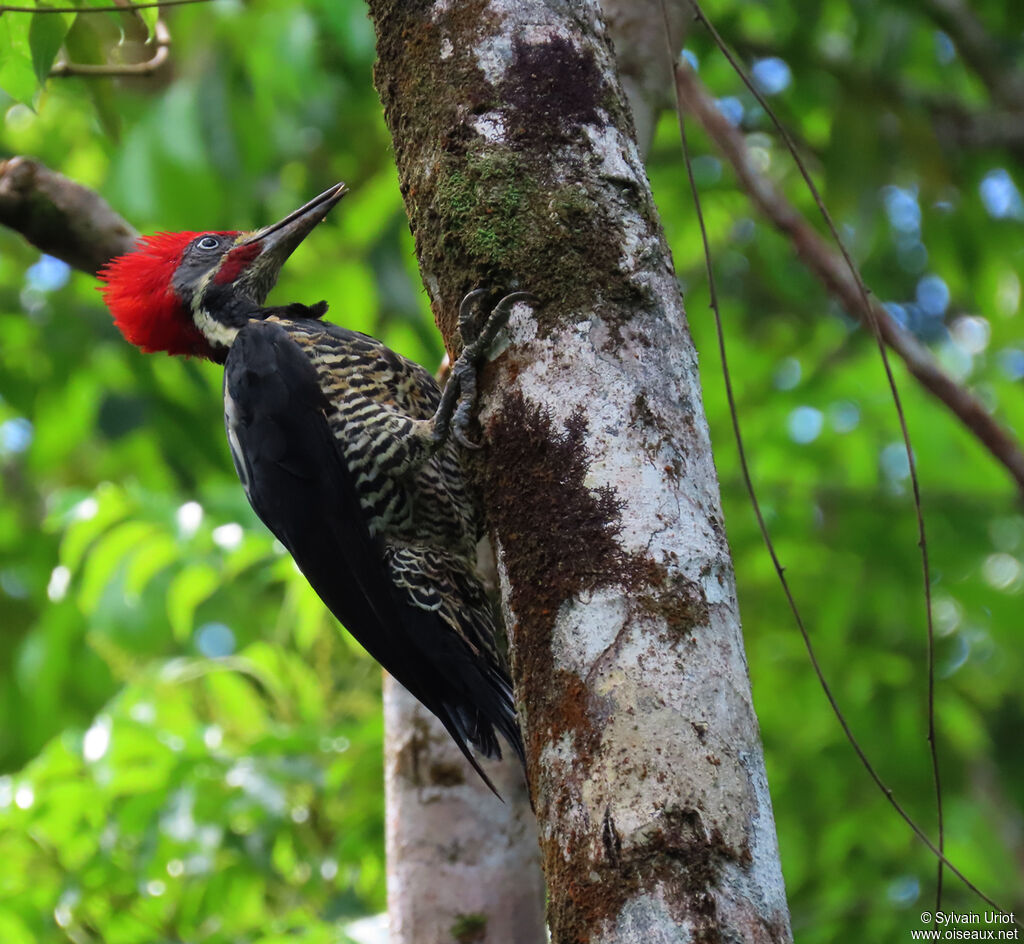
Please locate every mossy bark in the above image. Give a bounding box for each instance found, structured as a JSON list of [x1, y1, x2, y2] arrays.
[[367, 1, 793, 941]]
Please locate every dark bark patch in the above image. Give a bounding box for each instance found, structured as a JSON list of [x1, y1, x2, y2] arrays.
[[480, 392, 641, 775], [621, 551, 710, 643], [482, 390, 628, 624], [392, 712, 432, 787], [638, 566, 710, 642], [601, 805, 623, 867], [450, 913, 488, 943], [428, 760, 467, 787], [547, 668, 604, 763], [548, 806, 759, 944], [501, 36, 603, 148], [393, 712, 468, 789]]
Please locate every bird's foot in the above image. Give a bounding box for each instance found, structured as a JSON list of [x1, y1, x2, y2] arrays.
[[432, 290, 538, 450]]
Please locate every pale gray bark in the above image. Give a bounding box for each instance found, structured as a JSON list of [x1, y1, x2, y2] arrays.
[[384, 677, 544, 944], [367, 0, 792, 940], [601, 0, 688, 155]]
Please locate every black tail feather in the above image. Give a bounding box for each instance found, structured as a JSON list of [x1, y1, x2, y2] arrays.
[[434, 698, 524, 801]]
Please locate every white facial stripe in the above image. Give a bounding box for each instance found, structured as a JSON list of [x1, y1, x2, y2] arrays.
[[194, 307, 241, 348], [188, 267, 239, 350]]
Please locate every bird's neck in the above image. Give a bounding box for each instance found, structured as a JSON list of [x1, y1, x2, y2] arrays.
[[192, 289, 332, 364], [194, 307, 243, 354], [191, 287, 262, 361]]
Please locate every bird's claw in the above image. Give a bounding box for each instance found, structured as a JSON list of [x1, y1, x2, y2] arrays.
[[459, 290, 538, 362], [437, 289, 538, 451], [452, 423, 483, 451], [448, 356, 481, 450], [457, 288, 489, 346]]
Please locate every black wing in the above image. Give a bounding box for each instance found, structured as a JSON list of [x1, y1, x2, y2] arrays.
[[222, 320, 519, 792]]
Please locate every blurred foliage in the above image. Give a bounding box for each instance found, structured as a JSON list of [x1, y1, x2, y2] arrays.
[[0, 0, 1021, 940]]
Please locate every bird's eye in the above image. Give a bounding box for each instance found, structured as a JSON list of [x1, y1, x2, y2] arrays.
[[196, 236, 220, 250]]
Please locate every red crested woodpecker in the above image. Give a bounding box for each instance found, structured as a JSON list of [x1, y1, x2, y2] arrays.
[[98, 184, 528, 792]]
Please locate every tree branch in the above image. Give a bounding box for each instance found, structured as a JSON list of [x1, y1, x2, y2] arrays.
[[383, 678, 544, 944], [50, 18, 171, 77], [0, 157, 137, 274], [673, 65, 1024, 495]]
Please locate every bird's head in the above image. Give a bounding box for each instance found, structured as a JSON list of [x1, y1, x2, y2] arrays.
[[98, 183, 347, 361]]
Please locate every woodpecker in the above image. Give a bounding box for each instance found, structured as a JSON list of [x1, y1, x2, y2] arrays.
[[98, 183, 528, 793]]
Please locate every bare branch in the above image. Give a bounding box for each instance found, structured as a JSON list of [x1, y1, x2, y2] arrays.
[[672, 65, 1024, 496], [0, 157, 137, 274], [680, 6, 953, 906], [50, 18, 170, 76], [669, 62, 1009, 919]]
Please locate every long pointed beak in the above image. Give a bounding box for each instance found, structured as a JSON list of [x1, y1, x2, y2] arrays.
[[241, 182, 348, 251], [232, 182, 347, 304]]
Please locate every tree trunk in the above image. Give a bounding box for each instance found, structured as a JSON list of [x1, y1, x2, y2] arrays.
[[384, 677, 545, 944], [600, 0, 688, 155], [367, 1, 792, 941]]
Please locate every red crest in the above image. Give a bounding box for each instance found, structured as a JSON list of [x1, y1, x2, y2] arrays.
[[98, 232, 235, 357]]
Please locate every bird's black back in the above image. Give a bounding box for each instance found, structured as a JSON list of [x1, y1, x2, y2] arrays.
[[222, 317, 523, 792]]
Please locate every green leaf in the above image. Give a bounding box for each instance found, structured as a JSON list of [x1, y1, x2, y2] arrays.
[[123, 532, 180, 596], [167, 564, 220, 642], [135, 4, 158, 42], [58, 486, 132, 574], [77, 520, 159, 613], [63, 13, 121, 138], [28, 8, 76, 84], [0, 14, 39, 105], [0, 910, 35, 944], [203, 671, 270, 740]]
